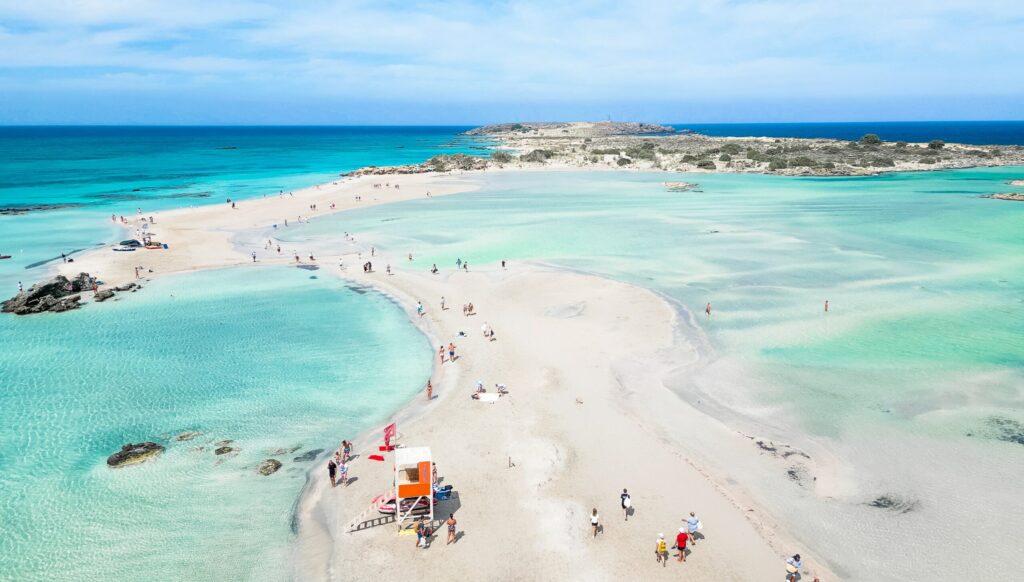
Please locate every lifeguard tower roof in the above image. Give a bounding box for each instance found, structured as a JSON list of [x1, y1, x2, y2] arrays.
[[394, 446, 431, 468]]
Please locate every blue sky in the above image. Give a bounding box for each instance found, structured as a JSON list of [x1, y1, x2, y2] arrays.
[[1, 0, 1022, 124]]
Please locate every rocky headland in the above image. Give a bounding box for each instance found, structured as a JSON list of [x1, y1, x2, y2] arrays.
[[346, 121, 1024, 178], [1, 273, 139, 315]]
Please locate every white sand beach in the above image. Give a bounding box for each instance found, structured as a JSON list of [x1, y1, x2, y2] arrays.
[[55, 171, 829, 581]]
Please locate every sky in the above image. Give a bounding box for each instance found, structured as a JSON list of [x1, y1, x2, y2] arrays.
[[1, 0, 1022, 124]]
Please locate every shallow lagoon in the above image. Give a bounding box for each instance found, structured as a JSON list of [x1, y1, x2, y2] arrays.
[[0, 267, 431, 581], [284, 167, 1024, 579]]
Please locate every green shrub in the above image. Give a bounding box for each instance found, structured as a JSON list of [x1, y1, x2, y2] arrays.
[[719, 153, 732, 162], [746, 148, 767, 162], [919, 157, 937, 164], [682, 154, 700, 162], [768, 158, 787, 170], [721, 143, 743, 155], [789, 156, 816, 167], [894, 141, 908, 149], [696, 159, 716, 169], [822, 146, 840, 154], [491, 151, 513, 163], [522, 149, 555, 163], [860, 133, 882, 145], [928, 139, 945, 150], [821, 161, 836, 169], [617, 157, 632, 166], [871, 157, 895, 167]]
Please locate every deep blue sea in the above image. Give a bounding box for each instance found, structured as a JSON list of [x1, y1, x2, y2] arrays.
[[675, 120, 1024, 145]]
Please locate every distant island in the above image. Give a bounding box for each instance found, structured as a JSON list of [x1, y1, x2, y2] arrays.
[[347, 121, 1024, 178]]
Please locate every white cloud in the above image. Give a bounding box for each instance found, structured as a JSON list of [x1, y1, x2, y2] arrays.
[[1, 0, 1022, 121]]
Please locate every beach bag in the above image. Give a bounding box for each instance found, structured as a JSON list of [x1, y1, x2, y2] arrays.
[[623, 497, 632, 508], [786, 564, 799, 574]]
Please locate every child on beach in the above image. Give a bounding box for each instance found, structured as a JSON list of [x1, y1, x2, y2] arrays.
[[655, 534, 668, 565]]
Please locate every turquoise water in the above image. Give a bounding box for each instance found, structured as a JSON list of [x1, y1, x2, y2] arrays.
[[287, 168, 1024, 436], [0, 126, 482, 294], [282, 167, 1024, 579], [0, 267, 431, 581]]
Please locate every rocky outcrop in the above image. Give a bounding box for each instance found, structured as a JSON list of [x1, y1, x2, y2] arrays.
[[466, 121, 675, 137], [174, 431, 203, 442], [2, 274, 94, 315], [257, 459, 282, 476], [987, 193, 1024, 201], [93, 289, 115, 302], [215, 446, 236, 455], [107, 442, 165, 467], [344, 153, 492, 177]]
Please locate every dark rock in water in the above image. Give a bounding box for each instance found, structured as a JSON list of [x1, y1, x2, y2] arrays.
[[2, 273, 94, 315], [113, 282, 137, 292], [867, 495, 919, 513], [296, 264, 319, 271], [269, 445, 301, 456], [215, 439, 234, 447], [93, 289, 115, 302], [293, 448, 325, 462], [215, 446, 236, 455], [174, 431, 203, 442], [257, 459, 282, 476], [107, 442, 164, 467]]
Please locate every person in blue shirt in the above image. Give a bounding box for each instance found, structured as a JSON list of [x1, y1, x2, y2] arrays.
[[686, 512, 700, 544]]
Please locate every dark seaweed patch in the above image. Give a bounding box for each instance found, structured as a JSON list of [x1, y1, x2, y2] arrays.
[[867, 495, 919, 514]]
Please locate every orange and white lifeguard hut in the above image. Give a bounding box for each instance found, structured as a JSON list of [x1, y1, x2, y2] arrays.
[[394, 446, 434, 529]]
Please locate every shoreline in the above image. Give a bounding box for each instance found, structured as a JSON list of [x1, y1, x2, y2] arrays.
[[290, 262, 831, 580], [39, 167, 832, 579]]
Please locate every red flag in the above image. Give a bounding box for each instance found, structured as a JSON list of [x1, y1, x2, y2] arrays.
[[383, 422, 396, 447]]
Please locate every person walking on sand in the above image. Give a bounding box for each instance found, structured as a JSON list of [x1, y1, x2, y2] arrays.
[[675, 527, 688, 562], [448, 342, 456, 362], [327, 458, 337, 488], [786, 554, 802, 582], [446, 513, 457, 544], [620, 489, 631, 521], [440, 296, 446, 310], [655, 534, 668, 566], [705, 302, 712, 317], [590, 508, 600, 538], [686, 511, 700, 544], [251, 251, 257, 262], [416, 301, 424, 317], [337, 460, 349, 486], [426, 380, 433, 401], [439, 345, 445, 364]]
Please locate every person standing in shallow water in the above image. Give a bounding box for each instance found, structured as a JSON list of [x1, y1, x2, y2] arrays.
[[705, 302, 712, 317], [824, 299, 829, 313]]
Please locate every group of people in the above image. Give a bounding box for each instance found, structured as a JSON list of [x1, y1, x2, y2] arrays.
[[326, 440, 353, 488], [414, 513, 458, 549], [653, 511, 702, 566], [439, 342, 457, 363]]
